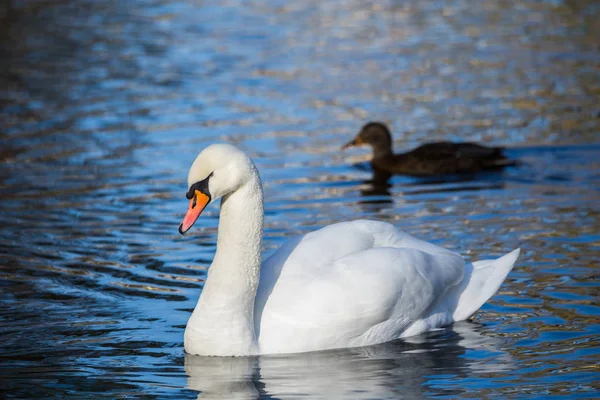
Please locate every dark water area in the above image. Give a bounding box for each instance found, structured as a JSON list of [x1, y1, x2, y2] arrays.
[[1, 0, 599, 398]]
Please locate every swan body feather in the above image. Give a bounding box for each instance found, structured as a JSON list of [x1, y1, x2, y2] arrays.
[[180, 144, 519, 356]]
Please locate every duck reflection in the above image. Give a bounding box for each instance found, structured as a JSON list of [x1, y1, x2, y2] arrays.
[[342, 121, 518, 208], [358, 168, 394, 200], [356, 163, 508, 213], [185, 322, 513, 399]]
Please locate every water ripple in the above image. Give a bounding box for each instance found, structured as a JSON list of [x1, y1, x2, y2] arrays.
[[1, 0, 599, 398]]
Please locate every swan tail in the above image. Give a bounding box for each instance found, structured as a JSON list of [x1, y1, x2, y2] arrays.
[[452, 248, 520, 321]]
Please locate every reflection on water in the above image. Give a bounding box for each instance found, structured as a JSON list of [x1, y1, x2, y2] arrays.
[[186, 322, 513, 400], [356, 165, 510, 202], [1, 0, 599, 398]]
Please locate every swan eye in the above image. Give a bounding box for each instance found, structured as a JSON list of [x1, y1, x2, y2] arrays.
[[186, 172, 214, 199]]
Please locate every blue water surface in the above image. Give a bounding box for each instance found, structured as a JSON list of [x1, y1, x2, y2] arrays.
[[0, 0, 599, 398]]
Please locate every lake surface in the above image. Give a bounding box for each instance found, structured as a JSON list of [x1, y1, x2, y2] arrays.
[[1, 0, 599, 398]]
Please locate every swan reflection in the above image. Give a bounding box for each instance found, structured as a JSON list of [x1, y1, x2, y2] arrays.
[[185, 322, 513, 399]]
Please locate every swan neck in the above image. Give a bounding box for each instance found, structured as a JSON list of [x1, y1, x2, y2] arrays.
[[185, 170, 264, 356], [215, 177, 264, 274]]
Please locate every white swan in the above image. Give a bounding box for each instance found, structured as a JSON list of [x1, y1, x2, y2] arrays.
[[179, 143, 520, 356]]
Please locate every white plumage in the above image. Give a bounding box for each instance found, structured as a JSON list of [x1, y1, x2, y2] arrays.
[[179, 144, 519, 356]]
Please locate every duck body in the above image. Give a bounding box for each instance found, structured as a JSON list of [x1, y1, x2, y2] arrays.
[[372, 141, 513, 176], [344, 122, 516, 176], [180, 144, 520, 356]]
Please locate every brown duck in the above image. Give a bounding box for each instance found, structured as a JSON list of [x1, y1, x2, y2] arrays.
[[343, 122, 516, 176]]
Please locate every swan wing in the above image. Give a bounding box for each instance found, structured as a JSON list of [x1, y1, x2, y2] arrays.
[[255, 220, 466, 354]]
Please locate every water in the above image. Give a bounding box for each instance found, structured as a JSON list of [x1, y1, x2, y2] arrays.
[[1, 0, 599, 398]]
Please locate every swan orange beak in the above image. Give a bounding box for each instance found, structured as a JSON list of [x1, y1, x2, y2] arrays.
[[179, 190, 210, 235], [342, 136, 365, 150]]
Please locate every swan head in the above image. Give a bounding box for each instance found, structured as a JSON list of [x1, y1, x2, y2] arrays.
[[179, 143, 256, 234], [342, 121, 393, 153]]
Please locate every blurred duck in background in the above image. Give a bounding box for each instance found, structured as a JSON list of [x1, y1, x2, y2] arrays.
[[343, 122, 517, 176]]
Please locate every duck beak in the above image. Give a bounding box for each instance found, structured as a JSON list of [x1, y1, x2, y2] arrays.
[[342, 136, 365, 150], [179, 190, 210, 235]]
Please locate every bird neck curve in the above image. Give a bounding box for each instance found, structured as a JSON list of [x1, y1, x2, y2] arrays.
[[371, 141, 394, 160], [185, 167, 264, 356]]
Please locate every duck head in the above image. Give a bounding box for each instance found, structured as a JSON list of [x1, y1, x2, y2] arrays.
[[342, 122, 394, 157]]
